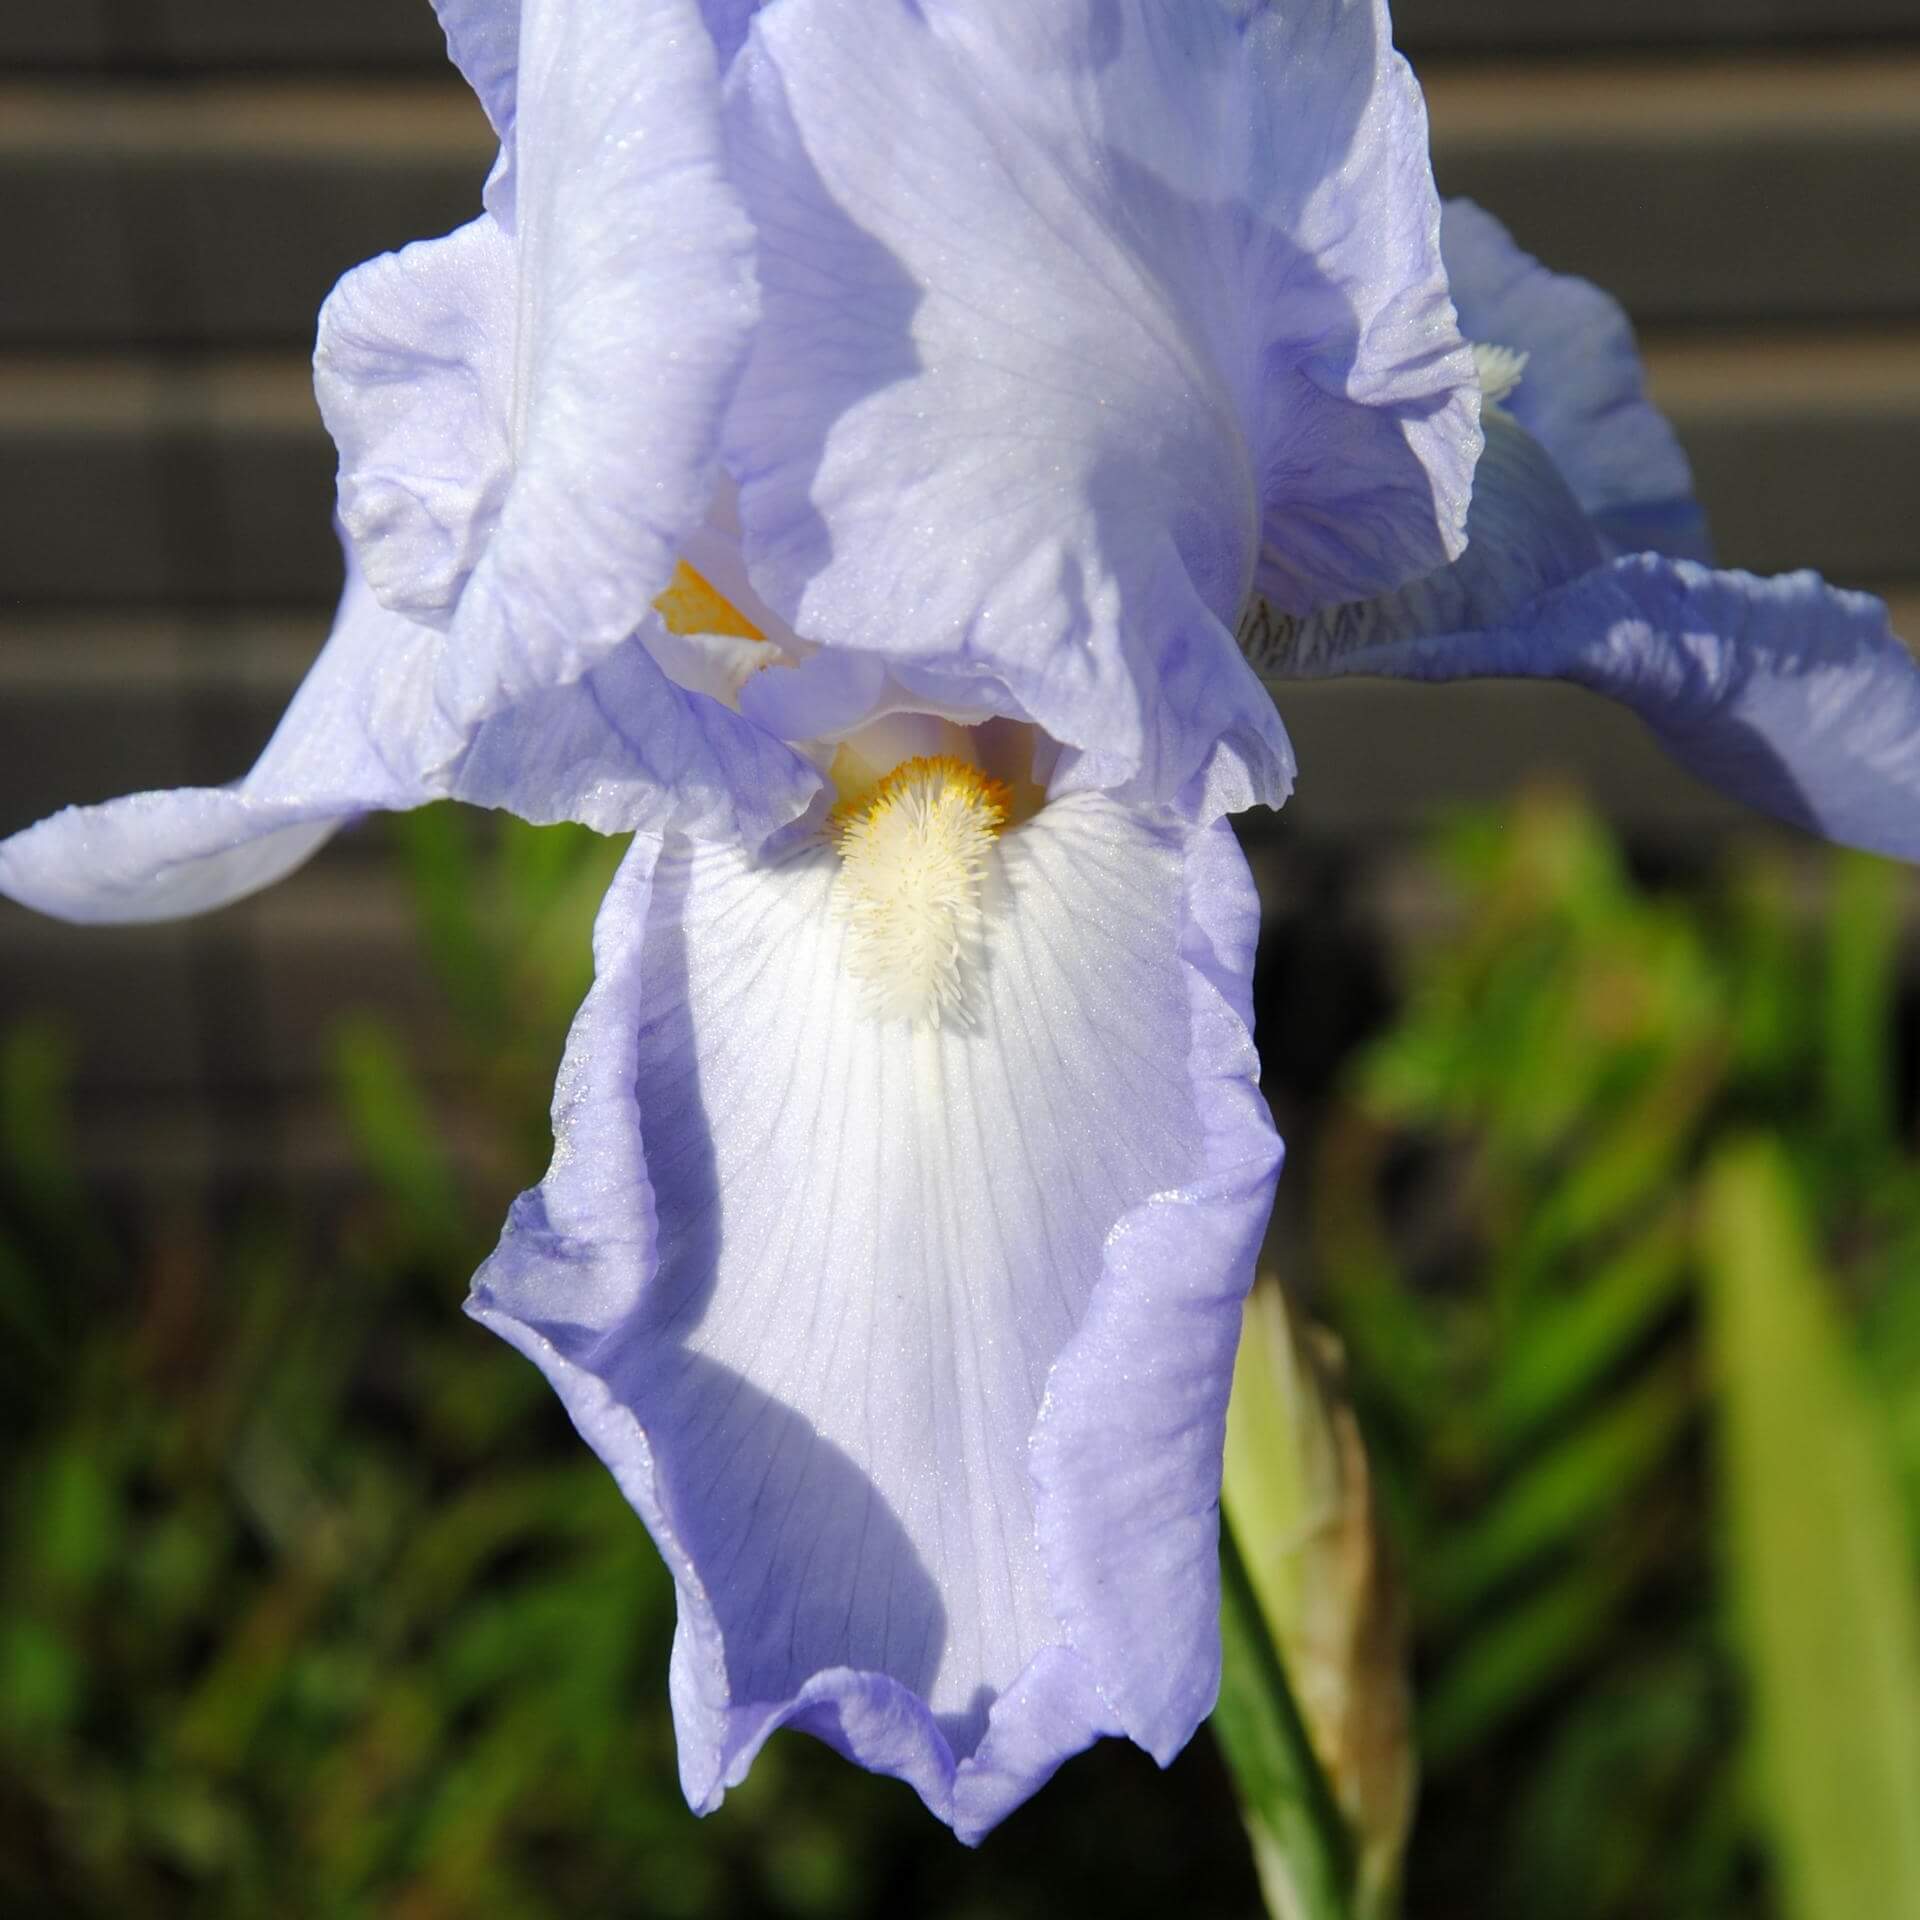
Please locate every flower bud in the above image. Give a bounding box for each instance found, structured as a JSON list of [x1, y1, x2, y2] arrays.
[[1223, 1276, 1415, 1916]]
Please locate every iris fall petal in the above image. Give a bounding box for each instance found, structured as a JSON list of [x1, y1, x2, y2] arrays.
[[468, 796, 1281, 1838], [0, 556, 820, 925], [1299, 557, 1920, 860]]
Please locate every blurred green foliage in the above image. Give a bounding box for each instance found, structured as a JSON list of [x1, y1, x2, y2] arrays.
[[1311, 790, 1920, 1920], [2, 792, 1917, 1918]]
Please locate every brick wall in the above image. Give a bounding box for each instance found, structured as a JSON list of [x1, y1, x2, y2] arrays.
[[3, 1, 1916, 1187]]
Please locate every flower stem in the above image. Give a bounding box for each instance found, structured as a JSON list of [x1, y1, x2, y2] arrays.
[[1214, 1518, 1356, 1920]]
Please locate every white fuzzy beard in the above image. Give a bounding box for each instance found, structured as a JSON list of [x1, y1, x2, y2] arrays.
[[830, 759, 1008, 1028], [1472, 341, 1530, 409]]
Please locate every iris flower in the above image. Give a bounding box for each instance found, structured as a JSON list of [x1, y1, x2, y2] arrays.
[[2, 0, 1915, 1844]]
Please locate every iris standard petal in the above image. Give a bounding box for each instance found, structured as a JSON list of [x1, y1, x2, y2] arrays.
[[431, 0, 519, 145], [467, 797, 1281, 1839], [1297, 555, 1920, 860], [450, 616, 822, 845], [433, 0, 761, 130], [316, 215, 517, 629], [316, 0, 758, 737], [701, 0, 762, 69], [1440, 198, 1710, 563], [726, 0, 1476, 811]]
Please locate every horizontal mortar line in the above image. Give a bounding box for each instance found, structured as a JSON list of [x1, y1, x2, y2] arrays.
[[1640, 329, 1920, 413], [0, 77, 489, 159], [0, 1102, 501, 1189], [0, 51, 1912, 167], [1420, 48, 1920, 142], [0, 613, 327, 691], [0, 352, 321, 430], [3, 51, 1920, 161], [6, 327, 1920, 432]]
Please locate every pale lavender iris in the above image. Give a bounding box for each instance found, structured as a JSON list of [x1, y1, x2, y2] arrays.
[[0, 0, 1479, 1840], [464, 0, 1473, 1838], [15, 0, 1909, 1853], [1245, 199, 1920, 863]]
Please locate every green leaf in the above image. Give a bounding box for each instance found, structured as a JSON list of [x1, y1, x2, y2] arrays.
[[1502, 1033, 1723, 1286], [0, 1617, 82, 1740], [0, 1022, 81, 1214], [1722, 856, 1801, 1086], [1702, 1137, 1920, 1920], [31, 1436, 120, 1596], [1504, 1648, 1722, 1920], [502, 818, 624, 1032]]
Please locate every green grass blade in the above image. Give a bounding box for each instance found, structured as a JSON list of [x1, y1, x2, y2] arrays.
[[393, 805, 507, 1043]]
